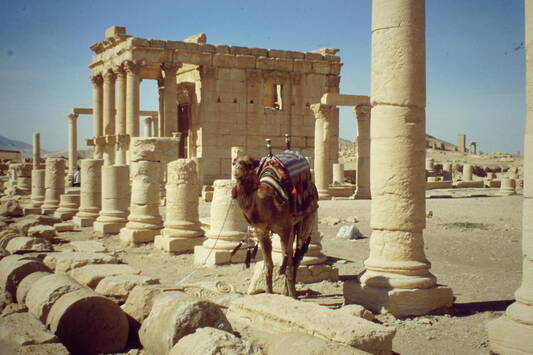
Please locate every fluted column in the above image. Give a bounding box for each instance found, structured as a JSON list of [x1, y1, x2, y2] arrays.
[[344, 0, 452, 317], [354, 105, 371, 199], [125, 61, 140, 138], [32, 132, 41, 169], [102, 69, 116, 166], [67, 114, 78, 180], [311, 103, 333, 200], [91, 74, 104, 159], [144, 117, 154, 137], [162, 63, 180, 137], [115, 65, 127, 165], [158, 81, 165, 137]]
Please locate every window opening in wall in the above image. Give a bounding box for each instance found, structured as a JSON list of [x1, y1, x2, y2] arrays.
[[264, 84, 283, 110]]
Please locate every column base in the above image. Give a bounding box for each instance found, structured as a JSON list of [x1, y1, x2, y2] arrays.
[[487, 307, 533, 355], [119, 228, 161, 244], [297, 264, 339, 283], [53, 211, 77, 221], [93, 220, 126, 235], [343, 279, 453, 317], [41, 207, 58, 215], [154, 235, 205, 254], [72, 215, 97, 227], [23, 207, 42, 215], [194, 245, 250, 266]]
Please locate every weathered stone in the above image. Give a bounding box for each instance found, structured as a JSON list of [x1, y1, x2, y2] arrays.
[[16, 271, 52, 305], [178, 281, 242, 308], [1, 302, 27, 317], [9, 216, 41, 235], [95, 274, 159, 302], [267, 332, 370, 355], [27, 225, 56, 240], [336, 304, 375, 321], [26, 273, 84, 323], [170, 327, 261, 355], [226, 294, 395, 354], [0, 199, 23, 217], [53, 222, 74, 233], [121, 284, 164, 324], [17, 343, 70, 355], [43, 252, 119, 273], [130, 137, 179, 163], [0, 255, 51, 300], [139, 291, 232, 355], [69, 263, 140, 288], [70, 240, 107, 253], [0, 231, 22, 250], [6, 237, 53, 254], [47, 288, 129, 355], [336, 225, 363, 240], [0, 313, 58, 355]]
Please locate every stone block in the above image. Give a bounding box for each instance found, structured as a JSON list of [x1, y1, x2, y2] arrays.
[[69, 263, 141, 289], [154, 235, 205, 254], [5, 236, 53, 254], [226, 294, 395, 354], [47, 288, 129, 355], [139, 291, 232, 355], [23, 207, 42, 215], [93, 220, 126, 235], [119, 228, 161, 244], [16, 271, 51, 305], [27, 225, 56, 239], [26, 273, 84, 323], [95, 274, 159, 302], [0, 199, 23, 217], [121, 285, 165, 324], [267, 332, 370, 355], [53, 222, 74, 232], [130, 137, 179, 163], [194, 245, 250, 266], [0, 312, 59, 355], [43, 252, 119, 273], [72, 215, 96, 227], [0, 255, 51, 300], [17, 343, 70, 355], [170, 327, 260, 355], [70, 240, 107, 253]]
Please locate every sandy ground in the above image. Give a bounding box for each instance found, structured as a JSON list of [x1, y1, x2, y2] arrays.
[[45, 189, 523, 355]]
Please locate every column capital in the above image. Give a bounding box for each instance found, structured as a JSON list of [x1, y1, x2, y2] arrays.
[[310, 103, 334, 119], [68, 113, 79, 121], [161, 62, 181, 75], [103, 69, 116, 82], [354, 104, 371, 119], [124, 60, 140, 75], [144, 116, 153, 124], [113, 65, 126, 78], [90, 74, 103, 87]]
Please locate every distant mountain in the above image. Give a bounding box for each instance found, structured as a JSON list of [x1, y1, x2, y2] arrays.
[[0, 135, 34, 157]]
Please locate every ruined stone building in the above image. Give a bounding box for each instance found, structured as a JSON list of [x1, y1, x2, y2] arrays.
[[88, 26, 341, 183]]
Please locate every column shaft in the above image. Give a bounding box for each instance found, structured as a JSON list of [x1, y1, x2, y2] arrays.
[[355, 105, 371, 199], [144, 117, 153, 137], [91, 75, 104, 159], [115, 66, 127, 165], [162, 64, 179, 136], [73, 159, 103, 227], [158, 82, 165, 137], [68, 114, 78, 177], [311, 103, 333, 200], [102, 70, 116, 165], [125, 61, 140, 138], [41, 158, 66, 215], [32, 132, 41, 169]]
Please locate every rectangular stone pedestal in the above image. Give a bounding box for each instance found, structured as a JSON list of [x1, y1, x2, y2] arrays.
[[23, 207, 42, 216], [41, 208, 57, 215], [154, 235, 205, 254], [343, 279, 453, 317], [93, 221, 126, 235], [72, 216, 96, 228], [53, 211, 76, 221], [194, 245, 250, 266], [119, 228, 161, 244]]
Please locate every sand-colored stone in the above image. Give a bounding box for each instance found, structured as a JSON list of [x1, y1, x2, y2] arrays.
[[0, 312, 59, 355], [43, 252, 119, 273], [27, 225, 56, 239], [53, 187, 80, 220], [312, 103, 334, 200], [498, 177, 516, 196], [462, 163, 473, 181], [17, 343, 70, 355], [227, 294, 394, 354], [267, 332, 371, 355], [332, 163, 344, 184], [93, 165, 130, 235], [54, 222, 75, 232], [70, 240, 107, 253], [46, 288, 129, 355], [14, 163, 32, 194], [27, 169, 45, 210], [170, 327, 261, 355], [5, 236, 52, 254], [194, 179, 250, 266], [0, 255, 51, 300], [41, 158, 66, 215], [16, 271, 52, 305], [26, 273, 85, 323], [121, 284, 165, 324], [130, 137, 180, 163], [139, 291, 232, 355], [354, 104, 371, 199], [155, 159, 204, 253], [72, 159, 103, 227], [69, 263, 141, 288], [95, 274, 159, 302]]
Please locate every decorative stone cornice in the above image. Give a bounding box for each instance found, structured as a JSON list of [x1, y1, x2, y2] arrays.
[[102, 69, 116, 82], [310, 103, 334, 119], [124, 61, 140, 75], [113, 65, 126, 78]]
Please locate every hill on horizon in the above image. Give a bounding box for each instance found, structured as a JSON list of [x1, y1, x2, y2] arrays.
[[0, 135, 35, 157]]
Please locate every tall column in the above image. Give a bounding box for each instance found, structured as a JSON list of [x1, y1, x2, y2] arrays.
[[332, 163, 344, 184], [33, 132, 41, 169], [354, 104, 371, 199], [158, 81, 165, 137], [73, 159, 103, 227], [344, 0, 452, 317], [125, 61, 140, 138], [488, 2, 533, 352], [152, 116, 159, 137], [102, 69, 116, 166], [24, 168, 45, 214], [162, 63, 180, 137], [15, 163, 32, 194], [41, 158, 66, 215], [91, 74, 104, 159], [144, 117, 154, 137], [154, 159, 204, 253], [311, 103, 333, 200], [115, 65, 127, 165], [67, 113, 78, 179], [462, 163, 473, 181], [93, 165, 130, 235]]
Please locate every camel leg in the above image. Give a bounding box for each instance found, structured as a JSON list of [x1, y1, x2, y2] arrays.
[[257, 234, 274, 294], [293, 213, 315, 281], [280, 229, 297, 298]]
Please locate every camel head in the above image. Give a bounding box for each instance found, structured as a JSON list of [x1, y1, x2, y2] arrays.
[[232, 156, 259, 181]]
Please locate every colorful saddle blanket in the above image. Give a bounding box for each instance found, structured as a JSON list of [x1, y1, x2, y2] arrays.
[[257, 150, 318, 216]]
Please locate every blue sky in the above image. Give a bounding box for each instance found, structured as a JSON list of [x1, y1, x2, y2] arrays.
[[0, 0, 526, 153]]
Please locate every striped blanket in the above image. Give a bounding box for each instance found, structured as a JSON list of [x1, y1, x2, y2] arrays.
[[258, 150, 318, 216]]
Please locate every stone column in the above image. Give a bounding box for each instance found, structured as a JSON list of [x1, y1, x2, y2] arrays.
[[102, 69, 116, 166], [487, 2, 533, 351], [152, 116, 159, 137], [425, 158, 434, 171], [154, 159, 204, 253], [354, 104, 371, 199], [498, 177, 516, 196], [457, 134, 466, 152], [194, 179, 251, 266], [73, 159, 103, 227], [144, 117, 154, 137], [93, 165, 130, 234], [15, 163, 32, 195], [442, 162, 452, 181], [54, 188, 81, 221], [125, 61, 140, 139], [41, 158, 66, 215], [311, 103, 333, 200], [91, 74, 104, 159], [332, 163, 344, 184], [344, 0, 452, 317], [24, 169, 45, 214], [115, 65, 127, 165], [68, 113, 78, 180], [33, 132, 41, 169], [158, 80, 165, 137], [463, 163, 473, 181], [162, 63, 180, 136]]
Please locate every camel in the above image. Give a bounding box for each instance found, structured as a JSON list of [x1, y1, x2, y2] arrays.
[[232, 155, 318, 298]]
